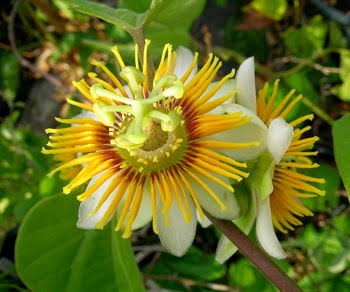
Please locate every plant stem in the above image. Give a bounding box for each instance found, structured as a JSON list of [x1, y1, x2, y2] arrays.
[[129, 28, 155, 89], [205, 212, 302, 292]]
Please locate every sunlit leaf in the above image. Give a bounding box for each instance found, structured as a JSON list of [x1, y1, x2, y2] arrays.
[[333, 115, 350, 199], [16, 195, 145, 292], [332, 49, 350, 101], [250, 0, 287, 21], [284, 15, 328, 58]]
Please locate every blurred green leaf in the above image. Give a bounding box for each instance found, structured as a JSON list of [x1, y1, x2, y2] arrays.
[[60, 0, 146, 31], [284, 15, 328, 58], [16, 195, 145, 292], [152, 247, 226, 282], [302, 165, 340, 212], [332, 115, 350, 199], [332, 49, 350, 102], [0, 50, 20, 108], [251, 0, 287, 21], [328, 22, 346, 49], [228, 258, 276, 291]]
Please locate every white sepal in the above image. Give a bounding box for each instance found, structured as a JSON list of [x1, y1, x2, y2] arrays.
[[267, 117, 293, 164], [235, 57, 257, 113], [256, 198, 287, 259]]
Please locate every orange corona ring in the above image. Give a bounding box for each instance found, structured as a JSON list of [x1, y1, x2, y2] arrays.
[[42, 40, 259, 249]]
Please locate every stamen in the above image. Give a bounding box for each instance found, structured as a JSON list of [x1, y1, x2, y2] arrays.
[[111, 46, 126, 68], [66, 98, 93, 112]]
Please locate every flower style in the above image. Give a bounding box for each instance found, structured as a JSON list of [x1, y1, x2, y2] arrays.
[[42, 42, 265, 256], [216, 58, 325, 262]]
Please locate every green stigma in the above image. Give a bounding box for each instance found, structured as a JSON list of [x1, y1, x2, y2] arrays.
[[90, 66, 185, 150]]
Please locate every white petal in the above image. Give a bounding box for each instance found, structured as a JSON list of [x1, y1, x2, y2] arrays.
[[267, 118, 293, 164], [77, 172, 118, 229], [174, 46, 198, 83], [235, 57, 257, 113], [215, 186, 257, 263], [209, 104, 267, 161], [197, 213, 211, 228], [190, 174, 240, 220], [205, 79, 236, 115], [256, 198, 287, 259], [157, 196, 197, 257], [72, 110, 98, 123]]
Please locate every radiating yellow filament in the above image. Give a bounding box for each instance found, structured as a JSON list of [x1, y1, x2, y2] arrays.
[[111, 46, 126, 68], [142, 39, 151, 93], [134, 43, 139, 70], [91, 59, 128, 96], [290, 114, 314, 127], [182, 167, 226, 211], [196, 140, 259, 150], [66, 98, 93, 111], [180, 52, 199, 84], [72, 80, 96, 103], [262, 79, 279, 123], [150, 176, 159, 234]]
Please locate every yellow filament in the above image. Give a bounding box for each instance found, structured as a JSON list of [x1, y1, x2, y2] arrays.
[[170, 52, 177, 74], [165, 45, 172, 74], [91, 60, 127, 96], [150, 176, 159, 234], [55, 117, 102, 126], [279, 95, 303, 119], [285, 151, 318, 156], [194, 69, 235, 107], [187, 162, 234, 191], [72, 80, 96, 103], [196, 91, 238, 115], [160, 171, 173, 215], [167, 170, 190, 223], [270, 89, 296, 119], [278, 162, 319, 169], [171, 169, 192, 222], [257, 82, 269, 116], [176, 169, 204, 222], [45, 125, 105, 134], [123, 177, 145, 238], [196, 140, 259, 150], [276, 168, 325, 184], [182, 167, 227, 211], [47, 136, 104, 148], [89, 170, 129, 216], [134, 44, 139, 70], [195, 147, 247, 168], [262, 79, 280, 123], [142, 39, 151, 93], [111, 46, 126, 68], [77, 168, 117, 201], [116, 174, 139, 229], [185, 53, 214, 92], [66, 98, 93, 112], [95, 175, 130, 229], [290, 114, 314, 127], [180, 52, 199, 83], [48, 153, 100, 177]]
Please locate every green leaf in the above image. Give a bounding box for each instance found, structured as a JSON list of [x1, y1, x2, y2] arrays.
[[152, 246, 226, 282], [250, 0, 287, 21], [284, 15, 328, 58], [15, 195, 145, 292], [228, 258, 275, 291], [145, 0, 205, 28], [333, 115, 350, 199], [332, 49, 350, 101], [60, 0, 146, 31], [329, 22, 346, 49], [0, 49, 20, 108]]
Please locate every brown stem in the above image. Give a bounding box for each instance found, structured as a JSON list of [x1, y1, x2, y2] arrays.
[[205, 212, 302, 292], [8, 0, 69, 92]]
